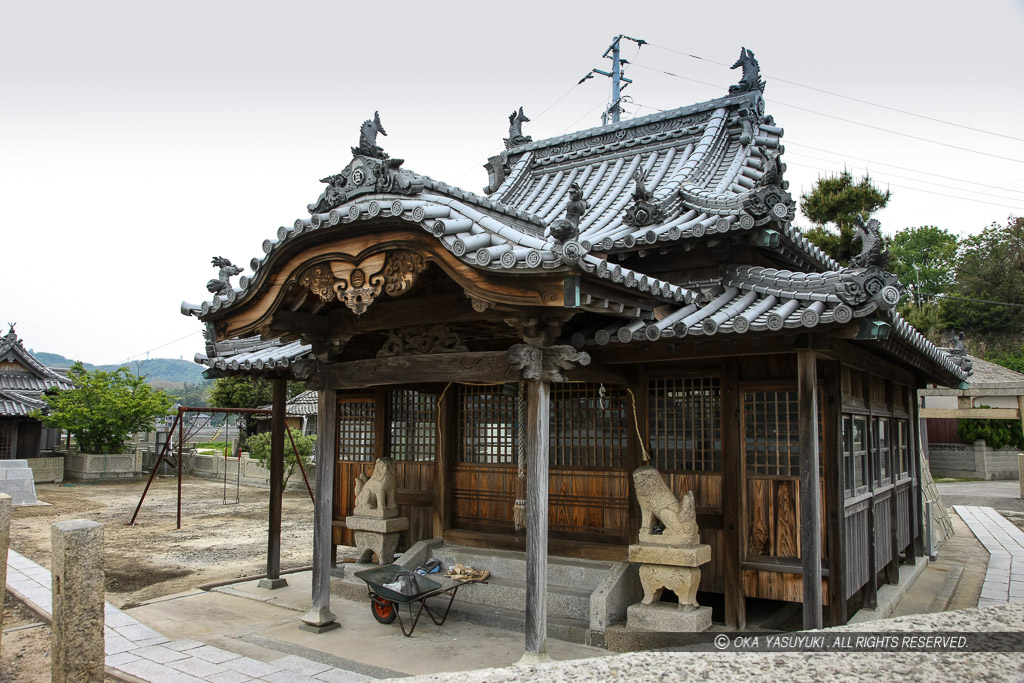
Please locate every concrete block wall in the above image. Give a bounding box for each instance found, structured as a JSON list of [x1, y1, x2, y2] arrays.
[[25, 457, 63, 483], [64, 451, 140, 481], [190, 452, 316, 494], [929, 441, 1021, 480]]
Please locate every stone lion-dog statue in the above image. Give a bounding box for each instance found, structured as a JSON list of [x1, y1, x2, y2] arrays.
[[353, 456, 398, 518], [633, 465, 699, 545]]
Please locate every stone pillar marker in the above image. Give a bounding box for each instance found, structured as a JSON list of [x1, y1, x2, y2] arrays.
[[52, 519, 105, 683], [0, 494, 10, 653], [626, 466, 712, 632]]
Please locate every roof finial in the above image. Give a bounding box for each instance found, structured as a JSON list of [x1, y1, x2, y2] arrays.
[[504, 107, 533, 149], [729, 47, 765, 94], [352, 111, 388, 159], [207, 257, 243, 296], [5, 322, 16, 339]]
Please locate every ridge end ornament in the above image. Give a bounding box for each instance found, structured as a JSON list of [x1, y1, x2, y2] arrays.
[[729, 46, 765, 94], [550, 182, 589, 265], [622, 168, 666, 228], [308, 111, 423, 215], [207, 257, 243, 295], [504, 107, 533, 149]]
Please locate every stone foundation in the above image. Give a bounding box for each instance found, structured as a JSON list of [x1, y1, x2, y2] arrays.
[[347, 514, 408, 564], [0, 460, 39, 505], [26, 457, 63, 483], [626, 602, 712, 632], [64, 451, 140, 481]]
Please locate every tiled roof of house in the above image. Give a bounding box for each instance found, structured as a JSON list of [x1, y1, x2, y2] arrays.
[[0, 326, 72, 416]]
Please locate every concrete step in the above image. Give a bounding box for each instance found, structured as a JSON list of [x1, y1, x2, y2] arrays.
[[430, 545, 613, 588], [438, 574, 592, 621]]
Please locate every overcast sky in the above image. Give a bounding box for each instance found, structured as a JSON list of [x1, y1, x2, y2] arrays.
[[3, 0, 1023, 367]]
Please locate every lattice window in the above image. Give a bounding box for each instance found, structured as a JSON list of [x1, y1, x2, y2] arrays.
[[895, 419, 910, 478], [873, 416, 891, 486], [648, 377, 721, 472], [0, 425, 10, 460], [337, 399, 376, 462], [550, 383, 629, 469], [457, 385, 516, 464], [843, 414, 869, 496], [389, 389, 437, 462], [744, 390, 823, 477]]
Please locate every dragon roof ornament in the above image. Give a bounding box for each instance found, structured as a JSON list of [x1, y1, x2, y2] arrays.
[[504, 107, 533, 149], [308, 111, 423, 216], [207, 257, 243, 296], [729, 47, 765, 95]]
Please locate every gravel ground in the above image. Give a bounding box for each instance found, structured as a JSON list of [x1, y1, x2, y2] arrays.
[[936, 481, 1024, 515]]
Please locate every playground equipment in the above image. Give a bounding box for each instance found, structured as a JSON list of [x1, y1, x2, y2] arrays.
[[127, 406, 314, 528]]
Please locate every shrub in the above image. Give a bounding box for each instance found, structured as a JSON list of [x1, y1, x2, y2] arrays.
[[245, 431, 315, 486]]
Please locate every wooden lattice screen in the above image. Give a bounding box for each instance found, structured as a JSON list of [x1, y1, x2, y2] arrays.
[[388, 389, 437, 462], [457, 385, 516, 464], [648, 377, 722, 472], [337, 398, 376, 462], [744, 390, 800, 477], [549, 383, 629, 468]]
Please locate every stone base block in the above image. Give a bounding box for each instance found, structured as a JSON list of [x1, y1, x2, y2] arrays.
[[258, 577, 288, 590], [298, 621, 341, 634], [0, 460, 39, 505], [627, 602, 711, 632], [346, 515, 408, 534], [629, 543, 711, 567]]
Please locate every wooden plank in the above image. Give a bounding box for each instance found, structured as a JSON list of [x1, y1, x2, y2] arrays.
[[322, 351, 519, 389], [721, 358, 745, 628], [911, 390, 926, 557], [821, 360, 847, 624], [918, 408, 1020, 419], [862, 372, 878, 609], [886, 385, 900, 586], [525, 378, 551, 657], [797, 350, 822, 628]]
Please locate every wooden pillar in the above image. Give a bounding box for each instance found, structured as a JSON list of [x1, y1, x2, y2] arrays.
[[797, 350, 822, 629], [721, 359, 745, 628], [912, 389, 926, 557], [822, 360, 847, 625], [886, 384, 900, 586], [260, 379, 288, 589], [904, 386, 918, 565], [302, 388, 340, 632], [524, 378, 550, 658], [862, 373, 878, 610]]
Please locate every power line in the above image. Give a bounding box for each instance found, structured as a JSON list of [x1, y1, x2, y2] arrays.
[[644, 42, 1024, 144], [785, 142, 1024, 197], [630, 60, 1024, 167], [785, 159, 1024, 211], [121, 331, 203, 364], [784, 150, 1024, 204]]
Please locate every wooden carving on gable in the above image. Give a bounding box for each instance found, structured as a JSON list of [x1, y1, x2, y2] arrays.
[[296, 250, 428, 315]]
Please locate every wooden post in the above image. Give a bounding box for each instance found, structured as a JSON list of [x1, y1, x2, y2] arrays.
[[721, 359, 745, 628], [798, 350, 823, 629], [863, 372, 878, 610], [912, 391, 926, 557], [524, 378, 550, 658], [260, 379, 288, 589], [886, 384, 900, 587], [822, 361, 847, 625], [904, 387, 918, 565], [1017, 396, 1024, 500], [302, 388, 340, 631]]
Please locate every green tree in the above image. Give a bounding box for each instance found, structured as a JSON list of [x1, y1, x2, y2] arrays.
[[245, 431, 315, 486], [941, 216, 1024, 335], [34, 362, 173, 454], [800, 171, 891, 264], [209, 376, 274, 409], [164, 381, 211, 408], [888, 225, 959, 308]]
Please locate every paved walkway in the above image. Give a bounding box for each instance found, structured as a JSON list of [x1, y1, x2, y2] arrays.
[[953, 505, 1024, 606], [5, 549, 370, 683]]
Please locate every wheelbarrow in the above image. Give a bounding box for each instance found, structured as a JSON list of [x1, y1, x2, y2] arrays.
[[354, 563, 465, 637]]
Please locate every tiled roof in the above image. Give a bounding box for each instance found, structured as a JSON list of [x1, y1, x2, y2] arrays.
[[194, 338, 312, 373], [181, 59, 968, 386], [0, 389, 46, 417], [254, 389, 319, 417]]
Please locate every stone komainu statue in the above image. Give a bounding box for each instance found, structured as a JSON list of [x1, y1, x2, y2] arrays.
[[632, 465, 699, 545], [353, 456, 398, 518]]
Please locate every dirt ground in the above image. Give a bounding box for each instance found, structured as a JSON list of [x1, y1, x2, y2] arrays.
[[2, 476, 315, 681]]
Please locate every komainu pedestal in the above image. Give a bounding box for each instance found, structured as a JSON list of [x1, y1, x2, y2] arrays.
[[627, 465, 712, 632], [345, 457, 408, 564]]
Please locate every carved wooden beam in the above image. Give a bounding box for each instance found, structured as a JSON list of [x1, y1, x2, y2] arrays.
[[328, 293, 506, 334], [320, 351, 519, 389]]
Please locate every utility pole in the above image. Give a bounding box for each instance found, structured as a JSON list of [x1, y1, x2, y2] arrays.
[[579, 35, 646, 126]]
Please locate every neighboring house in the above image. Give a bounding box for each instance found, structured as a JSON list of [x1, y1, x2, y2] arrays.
[[182, 52, 969, 635], [251, 389, 319, 436], [0, 325, 71, 459], [920, 354, 1024, 480]]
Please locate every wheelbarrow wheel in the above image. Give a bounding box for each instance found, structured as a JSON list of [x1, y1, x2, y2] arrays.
[[371, 597, 397, 624]]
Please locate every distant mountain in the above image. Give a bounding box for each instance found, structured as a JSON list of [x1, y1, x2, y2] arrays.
[[32, 351, 207, 387]]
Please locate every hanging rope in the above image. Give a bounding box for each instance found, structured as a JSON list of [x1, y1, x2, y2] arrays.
[[626, 388, 651, 464], [513, 380, 527, 531]]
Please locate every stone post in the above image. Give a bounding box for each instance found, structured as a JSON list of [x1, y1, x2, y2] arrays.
[[0, 494, 10, 653], [51, 519, 105, 683], [1019, 453, 1023, 500]]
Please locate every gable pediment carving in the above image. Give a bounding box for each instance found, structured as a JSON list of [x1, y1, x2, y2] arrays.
[[297, 250, 427, 316]]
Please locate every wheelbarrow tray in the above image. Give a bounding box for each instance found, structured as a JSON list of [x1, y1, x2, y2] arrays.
[[354, 564, 442, 603]]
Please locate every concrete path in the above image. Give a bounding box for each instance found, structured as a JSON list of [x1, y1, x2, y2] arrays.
[[5, 549, 371, 682], [953, 505, 1024, 606]]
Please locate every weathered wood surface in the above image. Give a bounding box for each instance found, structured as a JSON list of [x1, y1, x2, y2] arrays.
[[306, 388, 337, 625], [822, 360, 847, 624], [741, 570, 830, 605], [525, 378, 550, 656], [721, 360, 744, 628], [267, 379, 287, 580], [798, 350, 822, 628], [843, 502, 871, 600], [324, 352, 519, 389]]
